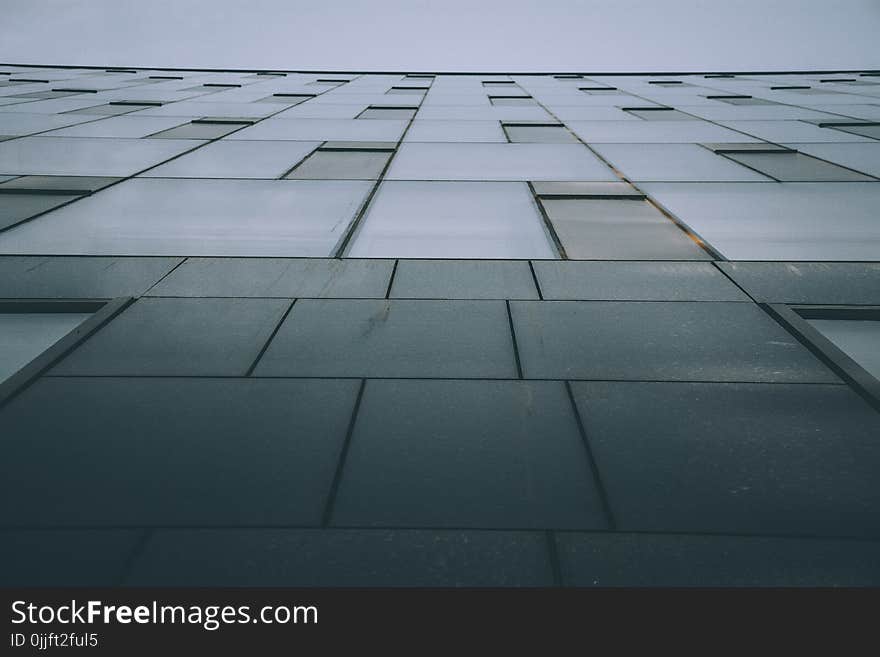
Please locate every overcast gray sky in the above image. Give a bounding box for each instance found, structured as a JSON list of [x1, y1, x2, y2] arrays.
[[1, 0, 878, 72]]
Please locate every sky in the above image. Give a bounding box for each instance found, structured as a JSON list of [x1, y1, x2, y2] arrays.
[[1, 0, 878, 73]]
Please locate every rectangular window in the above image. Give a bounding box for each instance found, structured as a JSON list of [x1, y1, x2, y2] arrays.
[[320, 141, 398, 151], [531, 181, 645, 199], [358, 106, 418, 120], [1, 176, 118, 233], [623, 107, 693, 121], [10, 90, 82, 99], [147, 121, 245, 139], [0, 176, 119, 195], [0, 301, 106, 388], [806, 317, 880, 380], [792, 307, 880, 384], [720, 150, 874, 182], [347, 180, 556, 259], [191, 118, 257, 125], [386, 87, 429, 95], [284, 143, 394, 180], [703, 143, 792, 154], [180, 83, 244, 90], [706, 95, 777, 106], [64, 104, 152, 116], [257, 93, 316, 105], [108, 100, 164, 107], [489, 96, 536, 106], [539, 198, 710, 260], [817, 121, 880, 140], [502, 123, 578, 143], [0, 193, 84, 231], [769, 86, 823, 94]]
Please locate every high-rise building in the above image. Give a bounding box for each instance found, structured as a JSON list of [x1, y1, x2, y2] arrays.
[[1, 65, 879, 586]]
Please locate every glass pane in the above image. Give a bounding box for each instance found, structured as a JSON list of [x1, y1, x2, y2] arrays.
[[550, 107, 638, 121], [386, 143, 616, 181], [0, 179, 373, 257], [45, 116, 191, 138], [714, 97, 777, 106], [567, 380, 876, 537], [227, 118, 408, 142], [0, 255, 182, 299], [0, 112, 95, 136], [348, 181, 556, 259], [788, 143, 880, 178], [489, 97, 536, 106], [389, 260, 539, 299], [134, 101, 277, 119], [569, 120, 757, 143], [64, 104, 147, 116], [359, 107, 417, 120], [541, 198, 710, 260], [285, 150, 391, 180], [625, 108, 694, 121], [722, 151, 874, 181], [682, 105, 835, 121], [504, 125, 579, 143], [0, 312, 91, 381], [415, 106, 552, 121], [143, 140, 319, 178], [51, 297, 289, 377], [326, 379, 599, 526], [512, 300, 834, 381], [808, 319, 880, 379], [720, 120, 873, 143], [386, 88, 427, 96], [0, 175, 118, 192], [532, 261, 748, 301], [591, 143, 771, 181], [256, 94, 313, 104], [253, 300, 517, 379], [10, 90, 82, 100], [274, 104, 363, 119], [147, 122, 242, 139], [321, 141, 397, 150], [639, 182, 880, 261], [404, 120, 507, 143], [703, 143, 790, 153], [0, 137, 200, 176], [148, 257, 393, 298], [532, 181, 644, 198], [832, 124, 880, 139], [0, 194, 82, 230]]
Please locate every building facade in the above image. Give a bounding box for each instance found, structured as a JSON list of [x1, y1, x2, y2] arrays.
[[1, 65, 879, 585]]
